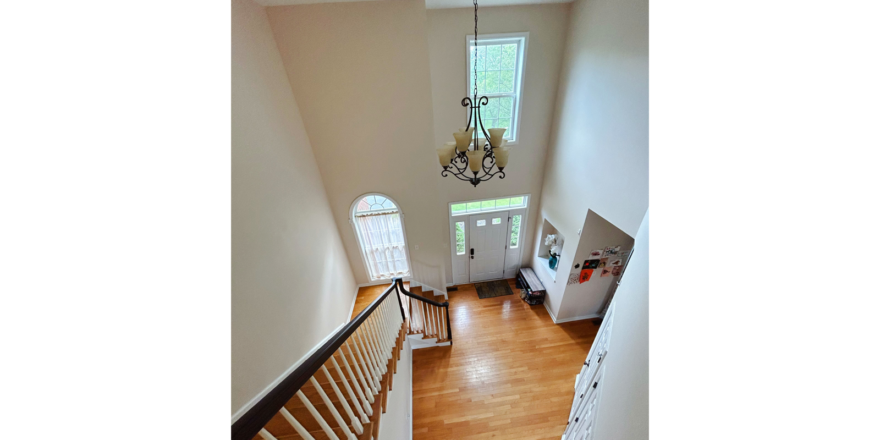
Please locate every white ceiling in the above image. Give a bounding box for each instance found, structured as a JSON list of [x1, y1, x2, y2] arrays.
[[255, 0, 572, 9]]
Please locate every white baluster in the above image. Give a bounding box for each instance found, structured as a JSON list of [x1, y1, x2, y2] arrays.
[[259, 428, 279, 440], [279, 407, 315, 440], [368, 314, 389, 371], [428, 302, 436, 336], [435, 305, 442, 338], [352, 332, 379, 394], [344, 340, 377, 400], [435, 305, 442, 340], [357, 323, 380, 378], [363, 316, 386, 373], [296, 390, 340, 440], [376, 302, 392, 358], [384, 300, 397, 345], [440, 307, 449, 339], [419, 300, 429, 335], [370, 306, 388, 360], [330, 354, 370, 422], [321, 365, 364, 435], [416, 300, 431, 336], [309, 377, 356, 440]]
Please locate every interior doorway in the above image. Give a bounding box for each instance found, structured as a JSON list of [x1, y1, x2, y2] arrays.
[[448, 195, 529, 285]]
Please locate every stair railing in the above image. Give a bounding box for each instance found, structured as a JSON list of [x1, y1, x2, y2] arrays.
[[393, 278, 452, 345], [232, 279, 408, 440]]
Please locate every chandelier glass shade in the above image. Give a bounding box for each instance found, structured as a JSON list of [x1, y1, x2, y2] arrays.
[[437, 0, 510, 187]]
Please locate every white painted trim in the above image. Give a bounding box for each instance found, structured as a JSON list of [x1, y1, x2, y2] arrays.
[[448, 194, 531, 217], [465, 32, 529, 144], [356, 276, 411, 289], [556, 313, 601, 324], [543, 301, 600, 324], [349, 192, 414, 283], [346, 287, 358, 323], [231, 321, 346, 424], [411, 340, 452, 350], [448, 195, 530, 286], [544, 300, 558, 322]]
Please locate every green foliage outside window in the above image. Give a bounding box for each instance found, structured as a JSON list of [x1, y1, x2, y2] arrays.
[[455, 222, 466, 254], [510, 215, 521, 247]]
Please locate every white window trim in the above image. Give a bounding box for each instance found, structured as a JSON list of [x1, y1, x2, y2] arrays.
[[465, 32, 529, 145], [448, 195, 530, 285], [449, 194, 530, 217], [349, 193, 413, 283]]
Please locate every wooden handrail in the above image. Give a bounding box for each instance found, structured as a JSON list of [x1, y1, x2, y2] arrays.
[[394, 278, 452, 344], [231, 281, 402, 440], [394, 278, 448, 308]]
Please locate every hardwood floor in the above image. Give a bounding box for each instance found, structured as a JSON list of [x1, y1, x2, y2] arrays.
[[350, 279, 601, 439]]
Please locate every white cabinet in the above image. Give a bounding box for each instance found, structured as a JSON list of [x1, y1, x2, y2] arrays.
[[564, 305, 613, 439]]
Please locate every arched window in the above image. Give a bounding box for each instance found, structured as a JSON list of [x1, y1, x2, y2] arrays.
[[350, 194, 411, 281]]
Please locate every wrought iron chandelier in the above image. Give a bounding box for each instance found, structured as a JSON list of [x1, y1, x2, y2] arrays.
[[436, 0, 510, 187]]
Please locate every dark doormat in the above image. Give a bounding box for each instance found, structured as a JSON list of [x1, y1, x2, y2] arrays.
[[475, 280, 514, 299]]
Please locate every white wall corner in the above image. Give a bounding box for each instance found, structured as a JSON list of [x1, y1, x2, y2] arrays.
[[556, 313, 601, 324], [346, 287, 359, 323], [544, 301, 559, 323], [544, 301, 600, 324]]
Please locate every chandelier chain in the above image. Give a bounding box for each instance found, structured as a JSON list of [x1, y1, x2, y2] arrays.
[[473, 0, 478, 100]]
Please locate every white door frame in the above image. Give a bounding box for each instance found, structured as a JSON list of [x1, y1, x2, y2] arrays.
[[448, 196, 529, 285]]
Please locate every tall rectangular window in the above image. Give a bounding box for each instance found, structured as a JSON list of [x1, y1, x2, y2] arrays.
[[455, 221, 466, 255], [510, 214, 522, 248], [467, 33, 528, 144]]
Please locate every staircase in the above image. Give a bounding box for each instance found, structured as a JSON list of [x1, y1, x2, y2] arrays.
[[399, 282, 452, 349], [232, 278, 452, 440]]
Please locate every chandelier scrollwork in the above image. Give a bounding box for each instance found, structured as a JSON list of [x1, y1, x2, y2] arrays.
[[436, 0, 510, 187]]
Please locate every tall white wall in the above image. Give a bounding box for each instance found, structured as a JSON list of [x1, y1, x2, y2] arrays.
[[594, 210, 648, 440], [533, 0, 648, 279], [232, 0, 358, 416], [267, 0, 449, 291], [426, 4, 570, 283]]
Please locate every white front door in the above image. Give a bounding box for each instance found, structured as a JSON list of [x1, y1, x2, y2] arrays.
[[469, 211, 509, 282]]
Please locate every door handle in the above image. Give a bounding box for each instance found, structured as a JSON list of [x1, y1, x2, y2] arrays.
[[470, 248, 474, 259]]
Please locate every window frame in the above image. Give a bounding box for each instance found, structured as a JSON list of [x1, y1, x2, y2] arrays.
[[465, 32, 529, 145], [448, 194, 530, 285], [349, 193, 413, 283], [509, 214, 522, 249], [449, 194, 529, 217]]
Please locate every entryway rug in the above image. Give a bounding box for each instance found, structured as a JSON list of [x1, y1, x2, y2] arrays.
[[475, 280, 514, 299]]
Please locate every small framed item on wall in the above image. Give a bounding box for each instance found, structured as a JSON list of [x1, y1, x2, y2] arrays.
[[579, 268, 593, 283]]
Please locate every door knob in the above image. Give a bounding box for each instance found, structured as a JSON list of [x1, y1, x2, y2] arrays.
[[470, 248, 474, 259]]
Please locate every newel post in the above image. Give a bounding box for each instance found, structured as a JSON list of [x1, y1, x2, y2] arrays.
[[392, 278, 406, 321]]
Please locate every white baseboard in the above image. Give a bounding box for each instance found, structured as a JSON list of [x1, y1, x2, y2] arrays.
[[346, 287, 358, 323], [231, 321, 346, 424], [556, 313, 601, 323], [356, 276, 410, 288], [543, 301, 600, 324]]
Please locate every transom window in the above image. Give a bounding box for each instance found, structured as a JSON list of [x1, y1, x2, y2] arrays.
[[467, 33, 528, 144], [450, 195, 528, 216], [351, 194, 411, 281], [356, 195, 397, 213]]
